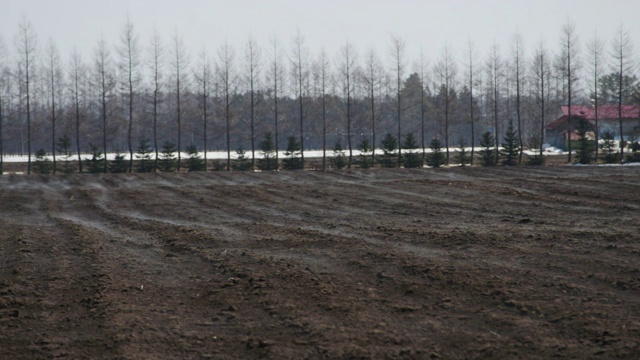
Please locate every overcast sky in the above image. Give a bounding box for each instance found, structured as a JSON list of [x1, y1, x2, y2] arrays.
[[2, 0, 639, 70]]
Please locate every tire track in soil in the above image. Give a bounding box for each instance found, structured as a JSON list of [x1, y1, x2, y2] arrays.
[[0, 187, 117, 359], [85, 177, 457, 357], [50, 184, 240, 358]]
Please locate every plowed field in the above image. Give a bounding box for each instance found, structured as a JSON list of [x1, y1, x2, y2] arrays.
[[1, 166, 639, 359]]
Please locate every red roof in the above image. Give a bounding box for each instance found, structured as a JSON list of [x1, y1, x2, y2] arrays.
[[561, 105, 640, 120], [546, 115, 596, 131], [545, 115, 570, 130]]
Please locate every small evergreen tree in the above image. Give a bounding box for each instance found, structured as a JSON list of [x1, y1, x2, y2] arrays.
[[402, 132, 423, 168], [86, 145, 105, 174], [501, 123, 521, 166], [456, 137, 470, 166], [600, 130, 618, 163], [479, 131, 496, 166], [283, 136, 302, 170], [34, 149, 52, 174], [136, 138, 154, 173], [627, 140, 640, 163], [111, 151, 128, 173], [159, 140, 177, 172], [576, 118, 594, 164], [211, 161, 226, 171], [186, 145, 205, 171], [358, 139, 373, 169], [380, 133, 397, 168], [258, 132, 277, 171], [428, 137, 445, 168], [528, 154, 545, 166], [333, 140, 347, 169], [233, 147, 252, 171], [56, 134, 74, 173]]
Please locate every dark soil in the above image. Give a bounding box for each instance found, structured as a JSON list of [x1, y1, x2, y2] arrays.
[[1, 166, 639, 359]]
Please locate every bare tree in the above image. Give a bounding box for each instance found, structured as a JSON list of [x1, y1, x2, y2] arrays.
[[559, 20, 581, 162], [434, 43, 457, 164], [290, 31, 309, 169], [486, 42, 504, 163], [15, 17, 37, 174], [417, 50, 430, 164], [216, 40, 238, 171], [464, 39, 479, 165], [148, 29, 164, 171], [532, 41, 552, 157], [362, 48, 385, 165], [118, 17, 140, 172], [0, 37, 6, 173], [171, 32, 189, 171], [313, 49, 331, 170], [45, 39, 62, 173], [512, 32, 526, 162], [336, 40, 358, 168], [244, 35, 261, 169], [69, 49, 85, 172], [194, 47, 212, 171], [94, 37, 113, 173], [611, 24, 634, 159], [268, 36, 285, 167], [587, 31, 605, 159], [389, 36, 406, 166]]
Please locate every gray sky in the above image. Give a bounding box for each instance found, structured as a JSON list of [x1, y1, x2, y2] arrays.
[[2, 0, 639, 70]]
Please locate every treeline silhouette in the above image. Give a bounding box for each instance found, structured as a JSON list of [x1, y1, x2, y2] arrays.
[[1, 18, 638, 173]]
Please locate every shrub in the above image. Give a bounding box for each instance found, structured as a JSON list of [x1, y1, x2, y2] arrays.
[[402, 133, 423, 168], [186, 145, 205, 171], [333, 140, 347, 169], [283, 136, 302, 170], [380, 133, 397, 168], [258, 132, 278, 171], [136, 138, 154, 173], [479, 132, 496, 166], [34, 149, 52, 174], [358, 139, 373, 169], [428, 138, 445, 168]]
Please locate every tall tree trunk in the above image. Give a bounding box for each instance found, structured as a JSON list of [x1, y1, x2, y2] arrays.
[[102, 71, 107, 173], [618, 61, 623, 159], [226, 89, 231, 171], [371, 81, 376, 166], [346, 49, 352, 168], [203, 90, 208, 171], [514, 35, 523, 163], [396, 62, 402, 167], [0, 87, 3, 173], [153, 68, 159, 171], [420, 52, 427, 165], [468, 44, 475, 165], [202, 66, 208, 172], [320, 51, 328, 171], [25, 49, 32, 175], [73, 56, 83, 172], [272, 39, 280, 169], [322, 92, 327, 171], [250, 74, 255, 170], [49, 46, 57, 174], [127, 58, 134, 172], [390, 37, 405, 168], [176, 68, 182, 171]]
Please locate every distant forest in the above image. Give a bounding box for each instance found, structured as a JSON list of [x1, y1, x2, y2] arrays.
[[0, 18, 639, 173]]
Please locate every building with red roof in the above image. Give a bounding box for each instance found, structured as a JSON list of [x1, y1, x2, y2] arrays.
[[545, 105, 640, 149]]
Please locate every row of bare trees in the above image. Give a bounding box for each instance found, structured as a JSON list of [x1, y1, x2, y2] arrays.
[[0, 18, 638, 173]]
